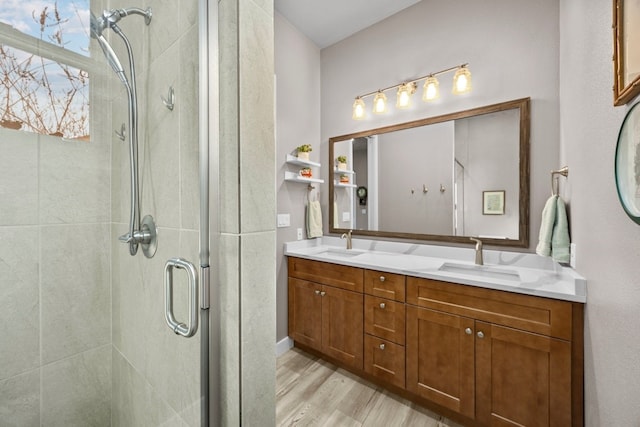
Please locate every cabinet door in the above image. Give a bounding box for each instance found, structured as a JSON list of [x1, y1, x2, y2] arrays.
[[288, 278, 322, 351], [322, 286, 363, 370], [475, 322, 571, 427], [406, 306, 475, 418]]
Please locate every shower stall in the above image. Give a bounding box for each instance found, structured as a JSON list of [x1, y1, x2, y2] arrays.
[[1, 0, 277, 425], [1, 0, 208, 425]]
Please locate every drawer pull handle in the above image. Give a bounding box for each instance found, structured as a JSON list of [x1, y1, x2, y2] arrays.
[[320, 291, 326, 296], [379, 343, 385, 350], [477, 331, 485, 339], [465, 327, 472, 335], [379, 303, 386, 309], [314, 290, 320, 295], [379, 276, 386, 282]]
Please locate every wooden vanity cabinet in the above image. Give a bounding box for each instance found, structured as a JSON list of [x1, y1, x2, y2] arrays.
[[287, 258, 364, 370], [287, 258, 583, 427]]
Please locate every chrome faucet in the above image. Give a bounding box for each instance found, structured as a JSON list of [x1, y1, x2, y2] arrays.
[[470, 237, 483, 265], [341, 229, 353, 250]]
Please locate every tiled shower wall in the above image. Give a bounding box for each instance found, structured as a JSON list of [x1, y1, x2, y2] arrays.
[[0, 84, 113, 425], [109, 0, 201, 425]]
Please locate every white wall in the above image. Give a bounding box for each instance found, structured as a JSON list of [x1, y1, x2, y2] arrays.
[[559, 1, 640, 425], [275, 12, 321, 341]]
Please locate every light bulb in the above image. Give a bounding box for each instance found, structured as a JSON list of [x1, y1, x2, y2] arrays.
[[352, 98, 365, 120], [396, 83, 412, 109], [452, 66, 472, 95], [422, 76, 440, 101], [373, 91, 387, 114]]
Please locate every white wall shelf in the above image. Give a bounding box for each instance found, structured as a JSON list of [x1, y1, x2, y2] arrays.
[[335, 182, 357, 188], [333, 169, 355, 175], [285, 171, 324, 184], [285, 154, 321, 168]]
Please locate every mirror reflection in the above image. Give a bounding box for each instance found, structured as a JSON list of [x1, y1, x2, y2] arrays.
[[329, 98, 530, 247]]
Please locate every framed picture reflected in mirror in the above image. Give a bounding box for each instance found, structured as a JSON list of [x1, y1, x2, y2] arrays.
[[483, 191, 505, 215]]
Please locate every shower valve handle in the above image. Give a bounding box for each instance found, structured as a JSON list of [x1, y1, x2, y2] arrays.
[[118, 232, 133, 243]]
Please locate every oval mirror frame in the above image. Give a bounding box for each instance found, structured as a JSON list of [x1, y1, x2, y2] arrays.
[[328, 97, 530, 247], [614, 101, 640, 225]]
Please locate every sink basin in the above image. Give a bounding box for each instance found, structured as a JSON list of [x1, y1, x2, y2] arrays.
[[438, 263, 520, 281], [318, 248, 364, 258]]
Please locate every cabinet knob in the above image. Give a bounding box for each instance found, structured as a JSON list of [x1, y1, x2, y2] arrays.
[[314, 290, 320, 295], [320, 291, 326, 296], [379, 276, 385, 282], [477, 331, 485, 339], [379, 302, 386, 309], [379, 343, 385, 350], [465, 327, 472, 335]]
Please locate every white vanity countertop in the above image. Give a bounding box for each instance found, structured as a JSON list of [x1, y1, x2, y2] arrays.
[[284, 237, 586, 303]]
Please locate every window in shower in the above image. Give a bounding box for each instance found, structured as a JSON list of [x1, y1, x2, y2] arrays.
[[0, 1, 90, 139]]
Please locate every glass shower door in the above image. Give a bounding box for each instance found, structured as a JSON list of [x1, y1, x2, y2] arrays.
[[0, 0, 207, 425]]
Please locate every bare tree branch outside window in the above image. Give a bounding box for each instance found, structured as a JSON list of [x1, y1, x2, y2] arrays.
[[0, 2, 89, 140]]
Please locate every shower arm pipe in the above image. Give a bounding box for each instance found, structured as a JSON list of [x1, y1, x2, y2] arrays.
[[114, 7, 153, 25], [113, 25, 142, 255]]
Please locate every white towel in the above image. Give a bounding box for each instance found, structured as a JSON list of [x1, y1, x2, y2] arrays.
[[306, 201, 323, 238]]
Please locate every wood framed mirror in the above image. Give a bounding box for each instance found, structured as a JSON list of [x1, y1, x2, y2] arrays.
[[328, 97, 530, 247]]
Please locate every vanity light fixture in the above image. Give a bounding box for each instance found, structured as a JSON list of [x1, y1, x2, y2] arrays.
[[351, 63, 471, 119], [452, 65, 472, 94], [372, 91, 388, 114], [396, 82, 417, 109], [422, 75, 440, 101], [352, 97, 366, 120]]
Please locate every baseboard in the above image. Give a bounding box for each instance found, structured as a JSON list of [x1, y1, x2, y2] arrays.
[[275, 336, 293, 357]]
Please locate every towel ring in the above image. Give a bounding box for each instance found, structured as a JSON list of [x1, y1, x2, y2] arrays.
[[551, 166, 569, 196]]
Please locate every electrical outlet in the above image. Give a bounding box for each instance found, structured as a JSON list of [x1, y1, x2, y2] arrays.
[[342, 212, 350, 222], [296, 228, 303, 240], [570, 243, 576, 268]]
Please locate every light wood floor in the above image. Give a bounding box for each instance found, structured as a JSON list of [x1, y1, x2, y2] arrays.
[[276, 348, 464, 427]]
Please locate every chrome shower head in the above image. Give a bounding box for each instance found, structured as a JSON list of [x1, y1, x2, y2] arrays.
[[90, 11, 128, 85], [91, 7, 152, 36]]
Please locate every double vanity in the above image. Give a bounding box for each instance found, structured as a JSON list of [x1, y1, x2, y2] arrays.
[[285, 237, 585, 427]]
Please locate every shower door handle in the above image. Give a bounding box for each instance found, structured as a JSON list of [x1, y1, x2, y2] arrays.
[[164, 258, 198, 338]]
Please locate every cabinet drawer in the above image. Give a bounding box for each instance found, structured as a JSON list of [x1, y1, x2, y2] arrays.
[[364, 270, 405, 302], [406, 277, 573, 340], [288, 257, 364, 293], [364, 334, 405, 389], [364, 295, 405, 345]]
